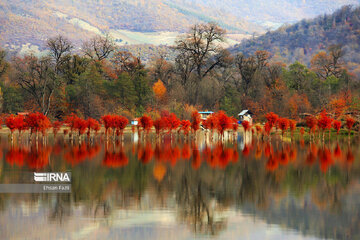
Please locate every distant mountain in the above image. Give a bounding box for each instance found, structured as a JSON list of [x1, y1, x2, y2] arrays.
[[0, 0, 265, 54], [176, 0, 360, 28], [1, 0, 359, 56], [230, 5, 360, 68]]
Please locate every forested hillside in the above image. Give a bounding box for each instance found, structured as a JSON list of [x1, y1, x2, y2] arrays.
[[231, 5, 360, 74], [0, 22, 359, 122]]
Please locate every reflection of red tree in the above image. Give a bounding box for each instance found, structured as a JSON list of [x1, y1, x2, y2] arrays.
[[6, 148, 27, 167], [65, 144, 89, 166], [169, 147, 181, 166], [266, 155, 278, 171], [289, 147, 297, 162], [137, 143, 154, 164], [333, 144, 342, 159], [26, 145, 51, 169], [278, 150, 289, 165], [242, 144, 250, 157], [306, 152, 316, 166], [345, 149, 354, 165], [192, 146, 201, 170], [102, 150, 128, 168], [181, 144, 191, 160], [264, 143, 273, 157], [319, 147, 333, 173]]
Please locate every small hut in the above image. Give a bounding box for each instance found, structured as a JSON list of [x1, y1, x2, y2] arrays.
[[238, 110, 253, 124], [199, 111, 214, 120]]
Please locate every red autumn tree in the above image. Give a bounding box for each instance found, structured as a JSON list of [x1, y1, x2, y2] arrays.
[[140, 115, 153, 134], [86, 118, 100, 138], [191, 111, 201, 133], [73, 117, 88, 139], [278, 118, 289, 137], [265, 112, 279, 129], [25, 112, 51, 139], [289, 120, 296, 136], [333, 120, 341, 135], [317, 110, 333, 140], [230, 117, 239, 131], [64, 113, 79, 138], [216, 111, 232, 139], [167, 113, 180, 134], [101, 115, 115, 139], [180, 120, 191, 135], [305, 115, 317, 136], [14, 115, 27, 136], [345, 116, 356, 136], [114, 115, 129, 139], [241, 120, 251, 139], [5, 115, 25, 141], [5, 115, 17, 133], [264, 122, 271, 136], [153, 118, 165, 136]]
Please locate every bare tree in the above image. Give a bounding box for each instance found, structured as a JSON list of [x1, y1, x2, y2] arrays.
[[111, 50, 140, 74], [235, 51, 269, 95], [310, 44, 344, 80], [46, 35, 73, 72], [12, 55, 58, 115], [174, 23, 226, 104], [82, 34, 115, 61]]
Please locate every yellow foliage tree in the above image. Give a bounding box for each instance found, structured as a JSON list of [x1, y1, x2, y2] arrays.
[[152, 79, 167, 100]]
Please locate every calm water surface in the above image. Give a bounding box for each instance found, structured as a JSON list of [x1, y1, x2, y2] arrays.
[[0, 133, 359, 240]]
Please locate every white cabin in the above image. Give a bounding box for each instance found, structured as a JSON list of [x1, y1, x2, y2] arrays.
[[238, 110, 253, 125]]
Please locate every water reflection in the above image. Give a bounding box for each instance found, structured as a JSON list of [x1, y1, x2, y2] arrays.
[[0, 136, 359, 239]]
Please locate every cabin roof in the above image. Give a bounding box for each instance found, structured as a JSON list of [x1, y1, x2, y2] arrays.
[[199, 111, 214, 114], [238, 110, 253, 116]]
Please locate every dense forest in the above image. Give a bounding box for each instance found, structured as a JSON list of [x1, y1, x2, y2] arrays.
[[231, 6, 360, 75], [0, 20, 359, 122]]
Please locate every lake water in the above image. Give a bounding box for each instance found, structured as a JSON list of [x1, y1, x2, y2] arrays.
[[0, 133, 359, 240]]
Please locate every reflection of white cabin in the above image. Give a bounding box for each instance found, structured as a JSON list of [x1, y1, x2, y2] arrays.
[[199, 111, 214, 120], [238, 110, 253, 125]]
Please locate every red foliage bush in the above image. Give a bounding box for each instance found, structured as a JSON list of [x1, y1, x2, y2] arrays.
[[278, 118, 289, 135], [86, 118, 100, 137], [305, 115, 317, 133], [317, 110, 333, 131], [345, 117, 356, 132], [265, 112, 279, 129], [114, 115, 129, 136], [241, 120, 251, 132], [180, 120, 191, 135], [140, 115, 153, 133], [74, 117, 88, 135], [333, 120, 341, 134], [231, 117, 239, 131], [23, 112, 51, 136], [191, 111, 201, 132], [101, 115, 115, 135], [216, 111, 231, 136], [153, 118, 165, 135], [167, 113, 180, 132]]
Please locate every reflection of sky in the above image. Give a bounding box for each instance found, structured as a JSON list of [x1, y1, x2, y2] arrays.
[[0, 206, 324, 240]]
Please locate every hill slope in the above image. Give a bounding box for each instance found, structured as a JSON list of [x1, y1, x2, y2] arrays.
[[0, 0, 264, 54], [230, 5, 360, 68]]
